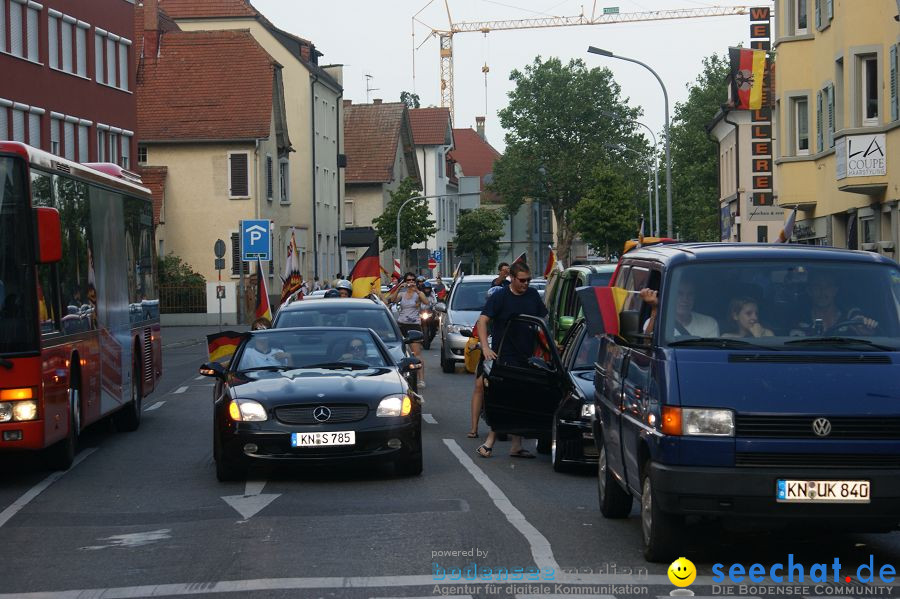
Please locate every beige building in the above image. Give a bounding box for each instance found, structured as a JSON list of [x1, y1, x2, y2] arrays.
[[772, 0, 899, 250], [342, 100, 421, 273], [160, 0, 344, 281]]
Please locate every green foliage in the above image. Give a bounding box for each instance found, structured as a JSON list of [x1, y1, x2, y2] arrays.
[[400, 91, 421, 109], [571, 165, 640, 257], [373, 177, 436, 250], [660, 53, 731, 241], [158, 253, 205, 287], [490, 56, 649, 265], [454, 207, 505, 274]]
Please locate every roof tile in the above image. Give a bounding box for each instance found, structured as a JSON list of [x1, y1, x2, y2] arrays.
[[343, 102, 407, 183], [158, 0, 257, 19], [408, 107, 452, 146], [449, 128, 502, 201]]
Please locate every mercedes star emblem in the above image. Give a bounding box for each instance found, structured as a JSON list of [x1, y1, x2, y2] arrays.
[[812, 417, 832, 437], [313, 406, 332, 422]]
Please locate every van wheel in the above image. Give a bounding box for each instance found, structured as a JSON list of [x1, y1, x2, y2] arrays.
[[641, 461, 682, 562], [598, 440, 632, 518], [114, 363, 142, 432], [44, 387, 80, 471]]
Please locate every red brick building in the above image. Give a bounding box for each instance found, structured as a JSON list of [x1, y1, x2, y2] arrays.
[[2, 0, 137, 165]]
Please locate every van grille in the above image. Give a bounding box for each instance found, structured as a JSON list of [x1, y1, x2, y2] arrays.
[[275, 404, 368, 425], [736, 415, 900, 439], [736, 453, 900, 469], [729, 354, 891, 364]]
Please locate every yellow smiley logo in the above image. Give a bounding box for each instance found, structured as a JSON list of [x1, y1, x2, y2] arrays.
[[668, 557, 696, 587]]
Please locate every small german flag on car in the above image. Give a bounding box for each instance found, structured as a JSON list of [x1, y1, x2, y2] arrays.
[[206, 331, 246, 364]]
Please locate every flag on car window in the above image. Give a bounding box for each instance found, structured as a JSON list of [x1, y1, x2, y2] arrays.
[[254, 258, 272, 323], [729, 47, 767, 110], [349, 239, 380, 298], [576, 286, 628, 337], [207, 331, 245, 364], [776, 208, 797, 243]]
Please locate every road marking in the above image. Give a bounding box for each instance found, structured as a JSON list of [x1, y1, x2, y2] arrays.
[[173, 386, 188, 394], [221, 479, 280, 520], [195, 375, 205, 381], [81, 529, 171, 551], [443, 438, 560, 573], [0, 448, 97, 530], [423, 413, 437, 424], [0, 575, 666, 598], [145, 401, 165, 412]]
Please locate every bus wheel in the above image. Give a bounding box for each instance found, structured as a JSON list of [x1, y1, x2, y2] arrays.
[[114, 363, 142, 432], [44, 388, 79, 471]]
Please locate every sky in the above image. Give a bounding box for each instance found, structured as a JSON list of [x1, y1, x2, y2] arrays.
[[252, 0, 767, 152]]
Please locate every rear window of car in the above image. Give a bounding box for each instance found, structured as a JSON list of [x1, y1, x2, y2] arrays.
[[275, 307, 399, 342], [588, 271, 614, 287], [450, 281, 494, 312]]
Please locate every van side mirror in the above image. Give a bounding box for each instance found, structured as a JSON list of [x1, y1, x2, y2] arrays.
[[34, 207, 62, 264]]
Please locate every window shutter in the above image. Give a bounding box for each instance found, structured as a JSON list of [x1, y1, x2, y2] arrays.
[[28, 112, 39, 147], [827, 82, 835, 147], [95, 33, 104, 84], [0, 109, 7, 141], [231, 232, 241, 275], [891, 45, 899, 123], [64, 121, 75, 160], [76, 26, 86, 76], [121, 135, 131, 168], [50, 118, 60, 154], [61, 20, 73, 72], [118, 42, 128, 91], [106, 37, 116, 86], [230, 153, 249, 197], [0, 2, 5, 53], [78, 124, 88, 161], [825, 0, 833, 21], [10, 1, 23, 57], [266, 156, 273, 199], [12, 109, 25, 142], [48, 16, 58, 69], [26, 5, 38, 61], [814, 0, 821, 29], [816, 90, 824, 152]]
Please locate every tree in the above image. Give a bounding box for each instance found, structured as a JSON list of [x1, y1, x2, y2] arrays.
[[571, 165, 640, 258], [661, 53, 731, 241], [454, 207, 504, 274], [400, 91, 421, 109], [490, 56, 648, 266], [158, 253, 205, 287], [373, 177, 437, 252]]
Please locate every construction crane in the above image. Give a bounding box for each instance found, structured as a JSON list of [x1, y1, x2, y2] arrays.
[[414, 1, 755, 121]]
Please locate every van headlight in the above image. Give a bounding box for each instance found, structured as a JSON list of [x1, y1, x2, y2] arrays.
[[661, 407, 734, 436], [227, 399, 267, 422], [377, 395, 412, 417], [581, 403, 595, 418]]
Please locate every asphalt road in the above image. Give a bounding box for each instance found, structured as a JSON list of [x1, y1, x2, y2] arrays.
[[1, 327, 900, 598]]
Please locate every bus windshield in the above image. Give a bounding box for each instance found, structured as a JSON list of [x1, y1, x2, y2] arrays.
[[0, 157, 38, 354]]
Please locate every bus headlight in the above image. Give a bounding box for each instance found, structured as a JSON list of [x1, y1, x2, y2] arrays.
[[0, 401, 39, 422]]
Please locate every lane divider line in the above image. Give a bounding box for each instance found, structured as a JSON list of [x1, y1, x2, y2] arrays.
[[145, 401, 165, 412], [442, 438, 560, 573], [173, 386, 188, 394], [0, 448, 98, 530], [423, 414, 437, 424]]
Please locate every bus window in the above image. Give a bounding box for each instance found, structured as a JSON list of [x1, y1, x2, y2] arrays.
[[55, 175, 93, 333], [0, 157, 38, 353]]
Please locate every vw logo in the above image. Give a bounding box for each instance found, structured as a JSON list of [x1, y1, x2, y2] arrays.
[[313, 406, 331, 422], [812, 418, 832, 437]]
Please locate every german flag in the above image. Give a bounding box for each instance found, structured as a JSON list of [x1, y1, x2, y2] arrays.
[[576, 286, 628, 337], [207, 331, 245, 364], [512, 251, 528, 265], [350, 239, 380, 298], [543, 247, 557, 278], [729, 47, 767, 110], [254, 258, 272, 323]]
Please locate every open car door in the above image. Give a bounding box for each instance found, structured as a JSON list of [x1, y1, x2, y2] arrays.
[[482, 314, 567, 436]]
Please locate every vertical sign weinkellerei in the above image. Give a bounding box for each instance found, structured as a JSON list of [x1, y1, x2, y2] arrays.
[[750, 7, 774, 206]]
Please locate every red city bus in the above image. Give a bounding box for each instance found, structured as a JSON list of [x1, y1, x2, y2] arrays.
[[0, 142, 161, 470]]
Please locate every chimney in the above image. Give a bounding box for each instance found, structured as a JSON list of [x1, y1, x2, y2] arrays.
[[373, 98, 382, 105], [343, 99, 352, 107], [475, 116, 486, 140], [300, 43, 310, 62], [143, 0, 160, 60]]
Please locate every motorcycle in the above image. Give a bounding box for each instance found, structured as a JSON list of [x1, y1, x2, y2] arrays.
[[419, 308, 437, 349]]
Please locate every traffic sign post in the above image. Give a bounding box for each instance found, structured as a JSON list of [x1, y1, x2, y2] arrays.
[[428, 257, 437, 270], [214, 239, 226, 330], [239, 220, 271, 324], [433, 250, 443, 263]]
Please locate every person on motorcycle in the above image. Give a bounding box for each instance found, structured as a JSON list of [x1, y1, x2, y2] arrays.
[[418, 280, 438, 349], [335, 279, 353, 298]]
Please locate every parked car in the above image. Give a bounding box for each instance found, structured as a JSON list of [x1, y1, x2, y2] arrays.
[[200, 328, 423, 480], [530, 277, 548, 299], [592, 243, 900, 562], [434, 275, 495, 373], [544, 264, 617, 343]]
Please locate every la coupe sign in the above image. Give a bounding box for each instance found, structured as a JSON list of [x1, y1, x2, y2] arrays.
[[837, 134, 886, 179]]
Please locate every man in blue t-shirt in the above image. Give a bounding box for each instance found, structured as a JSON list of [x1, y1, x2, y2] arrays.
[[473, 262, 548, 459]]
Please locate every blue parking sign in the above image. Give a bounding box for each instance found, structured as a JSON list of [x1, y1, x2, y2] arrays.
[[433, 250, 443, 263], [241, 220, 271, 260]]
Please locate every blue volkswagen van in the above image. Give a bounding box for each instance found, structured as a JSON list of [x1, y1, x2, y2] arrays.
[[593, 244, 900, 562]]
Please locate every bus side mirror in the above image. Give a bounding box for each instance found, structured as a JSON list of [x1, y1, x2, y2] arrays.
[[34, 207, 62, 264]]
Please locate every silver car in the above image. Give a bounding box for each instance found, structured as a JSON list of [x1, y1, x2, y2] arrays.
[[435, 275, 495, 373]]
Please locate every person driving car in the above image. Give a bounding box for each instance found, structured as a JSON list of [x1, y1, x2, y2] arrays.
[[339, 337, 369, 361], [792, 271, 878, 336], [240, 336, 289, 369]]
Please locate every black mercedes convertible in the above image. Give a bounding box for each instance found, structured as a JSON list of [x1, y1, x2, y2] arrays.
[[200, 327, 423, 481]]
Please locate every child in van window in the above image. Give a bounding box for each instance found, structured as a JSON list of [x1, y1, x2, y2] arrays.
[[722, 297, 773, 338]]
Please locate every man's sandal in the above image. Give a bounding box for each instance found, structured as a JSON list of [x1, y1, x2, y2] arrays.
[[476, 444, 493, 457]]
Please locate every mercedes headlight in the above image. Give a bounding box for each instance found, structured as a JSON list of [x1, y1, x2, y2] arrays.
[[377, 395, 412, 417], [228, 399, 268, 422]]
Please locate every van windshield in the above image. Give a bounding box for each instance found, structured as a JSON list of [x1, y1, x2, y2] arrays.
[[659, 261, 900, 350]]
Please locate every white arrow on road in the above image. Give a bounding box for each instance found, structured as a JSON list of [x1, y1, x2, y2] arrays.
[[221, 480, 280, 520]]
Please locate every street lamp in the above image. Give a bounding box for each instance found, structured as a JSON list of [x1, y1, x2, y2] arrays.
[[604, 143, 656, 233], [396, 192, 479, 271], [588, 46, 673, 237], [601, 111, 660, 237]]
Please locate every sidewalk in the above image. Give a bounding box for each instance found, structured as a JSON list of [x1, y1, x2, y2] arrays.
[[161, 325, 249, 350]]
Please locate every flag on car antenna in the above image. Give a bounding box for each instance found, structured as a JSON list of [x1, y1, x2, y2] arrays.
[[207, 331, 246, 364]]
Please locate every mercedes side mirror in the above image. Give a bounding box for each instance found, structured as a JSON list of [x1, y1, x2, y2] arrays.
[[398, 357, 423, 373], [199, 362, 226, 380]]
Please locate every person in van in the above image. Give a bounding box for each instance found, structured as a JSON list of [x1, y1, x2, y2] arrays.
[[639, 279, 719, 337], [792, 270, 878, 336], [722, 297, 773, 338]]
